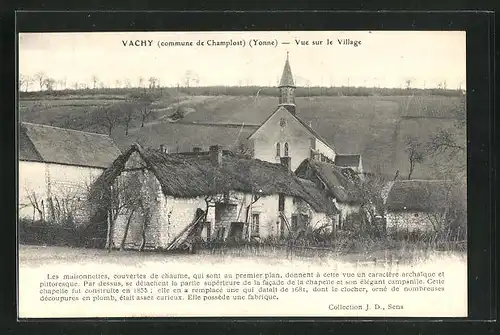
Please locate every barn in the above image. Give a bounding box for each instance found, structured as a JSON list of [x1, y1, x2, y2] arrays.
[[89, 144, 338, 250], [18, 122, 122, 225]]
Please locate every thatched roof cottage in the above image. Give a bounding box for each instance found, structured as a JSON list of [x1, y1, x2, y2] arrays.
[[385, 179, 455, 233], [90, 144, 338, 250]]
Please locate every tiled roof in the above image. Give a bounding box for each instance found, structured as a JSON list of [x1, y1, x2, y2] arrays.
[[19, 122, 122, 168]]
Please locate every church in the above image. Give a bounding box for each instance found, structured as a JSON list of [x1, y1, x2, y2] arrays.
[[248, 53, 363, 174]]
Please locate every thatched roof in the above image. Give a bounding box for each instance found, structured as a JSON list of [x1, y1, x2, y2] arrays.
[[117, 122, 257, 154], [92, 145, 337, 214], [295, 158, 363, 204], [19, 122, 122, 168], [386, 180, 452, 212], [335, 154, 361, 168]]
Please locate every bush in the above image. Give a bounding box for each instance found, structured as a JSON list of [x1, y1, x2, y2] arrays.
[[18, 218, 106, 248]]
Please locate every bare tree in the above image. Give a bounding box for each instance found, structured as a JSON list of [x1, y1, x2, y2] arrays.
[[148, 77, 157, 89], [124, 78, 131, 88], [90, 104, 121, 136], [427, 96, 466, 176], [43, 77, 56, 91], [184, 70, 194, 87], [34, 72, 46, 91], [19, 74, 27, 92], [122, 102, 136, 135], [138, 76, 144, 88], [91, 75, 99, 89], [115, 79, 122, 89], [56, 79, 65, 91], [20, 75, 34, 92], [130, 93, 155, 127], [404, 135, 425, 180], [405, 78, 413, 90]]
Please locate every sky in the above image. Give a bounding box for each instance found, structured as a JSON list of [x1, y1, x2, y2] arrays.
[[19, 31, 466, 90]]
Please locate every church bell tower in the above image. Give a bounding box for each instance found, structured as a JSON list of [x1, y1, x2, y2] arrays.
[[278, 52, 297, 115]]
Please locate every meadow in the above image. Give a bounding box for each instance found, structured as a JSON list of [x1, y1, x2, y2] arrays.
[[18, 87, 465, 179]]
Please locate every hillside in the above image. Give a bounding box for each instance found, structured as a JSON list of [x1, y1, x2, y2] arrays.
[[18, 90, 465, 179]]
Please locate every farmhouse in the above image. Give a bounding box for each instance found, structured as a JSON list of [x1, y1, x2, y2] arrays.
[[248, 53, 364, 173], [294, 158, 364, 229], [385, 180, 453, 233], [18, 122, 122, 224], [89, 144, 338, 250]]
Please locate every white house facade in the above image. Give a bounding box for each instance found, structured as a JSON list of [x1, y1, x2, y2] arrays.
[[18, 122, 122, 224]]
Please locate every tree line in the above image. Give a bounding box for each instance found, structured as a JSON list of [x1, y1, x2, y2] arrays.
[[19, 72, 163, 92], [19, 71, 464, 98]]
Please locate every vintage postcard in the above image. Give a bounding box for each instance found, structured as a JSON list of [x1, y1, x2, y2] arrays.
[[17, 31, 467, 318]]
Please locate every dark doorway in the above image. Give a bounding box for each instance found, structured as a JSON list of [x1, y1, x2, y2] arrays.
[[228, 222, 244, 241]]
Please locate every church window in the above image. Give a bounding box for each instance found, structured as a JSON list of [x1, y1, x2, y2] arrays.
[[276, 142, 281, 157], [279, 117, 287, 128], [284, 142, 289, 156]]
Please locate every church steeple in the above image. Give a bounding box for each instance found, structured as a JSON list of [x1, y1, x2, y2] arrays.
[[278, 52, 297, 114]]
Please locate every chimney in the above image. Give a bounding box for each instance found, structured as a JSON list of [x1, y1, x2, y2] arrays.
[[209, 145, 222, 166], [310, 150, 320, 161], [193, 147, 202, 153], [159, 144, 168, 153], [280, 156, 291, 173]]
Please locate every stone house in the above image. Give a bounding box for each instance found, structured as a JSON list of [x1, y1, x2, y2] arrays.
[[89, 144, 338, 250], [385, 179, 454, 233], [294, 158, 364, 230]]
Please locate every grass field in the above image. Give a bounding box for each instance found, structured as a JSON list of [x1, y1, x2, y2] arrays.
[[19, 243, 466, 268], [18, 90, 465, 179]]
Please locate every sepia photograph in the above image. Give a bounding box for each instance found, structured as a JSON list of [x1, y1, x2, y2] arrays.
[[17, 31, 467, 318]]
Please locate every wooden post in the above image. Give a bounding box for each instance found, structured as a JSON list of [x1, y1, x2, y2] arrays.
[[105, 208, 112, 251]]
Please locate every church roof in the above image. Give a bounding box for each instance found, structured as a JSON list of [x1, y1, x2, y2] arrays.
[[19, 122, 122, 168], [279, 54, 295, 87], [247, 106, 336, 153]]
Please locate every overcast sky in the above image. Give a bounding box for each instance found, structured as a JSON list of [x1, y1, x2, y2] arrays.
[[19, 31, 466, 90]]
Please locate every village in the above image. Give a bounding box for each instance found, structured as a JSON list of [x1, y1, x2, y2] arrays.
[[18, 54, 467, 258]]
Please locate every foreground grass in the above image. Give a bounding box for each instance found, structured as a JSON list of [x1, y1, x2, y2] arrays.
[[18, 243, 466, 269]]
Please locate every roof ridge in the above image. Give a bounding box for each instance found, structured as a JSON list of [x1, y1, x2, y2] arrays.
[[291, 113, 337, 152], [21, 122, 112, 138]]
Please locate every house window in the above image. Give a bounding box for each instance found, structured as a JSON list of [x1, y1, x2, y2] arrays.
[[252, 213, 260, 236], [284, 142, 289, 156], [276, 142, 281, 157], [278, 194, 285, 212]]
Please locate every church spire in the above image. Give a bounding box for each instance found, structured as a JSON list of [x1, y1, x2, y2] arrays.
[[279, 52, 296, 87], [278, 53, 297, 114]]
